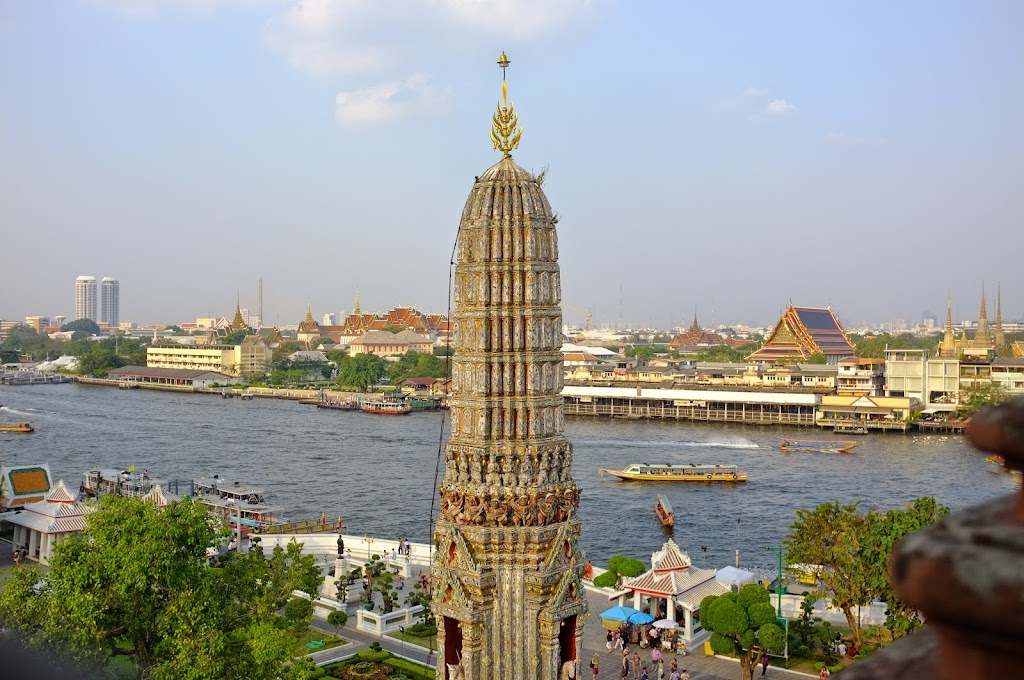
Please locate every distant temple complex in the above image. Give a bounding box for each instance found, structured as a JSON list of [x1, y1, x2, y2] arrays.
[[431, 54, 586, 680], [747, 305, 855, 365]]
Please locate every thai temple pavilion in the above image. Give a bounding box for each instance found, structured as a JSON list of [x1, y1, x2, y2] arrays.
[[748, 305, 855, 365], [432, 54, 586, 680]]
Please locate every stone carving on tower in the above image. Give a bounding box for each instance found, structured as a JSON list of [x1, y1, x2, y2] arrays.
[[431, 53, 587, 680]]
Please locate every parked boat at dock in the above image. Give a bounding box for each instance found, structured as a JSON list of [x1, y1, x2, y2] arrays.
[[0, 421, 35, 433], [359, 395, 412, 415], [600, 463, 747, 482], [82, 467, 162, 498], [833, 423, 868, 435], [655, 494, 674, 525], [317, 397, 359, 411], [780, 439, 858, 453], [193, 476, 285, 531]]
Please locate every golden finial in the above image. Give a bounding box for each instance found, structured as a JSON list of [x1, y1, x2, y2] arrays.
[[490, 51, 522, 158]]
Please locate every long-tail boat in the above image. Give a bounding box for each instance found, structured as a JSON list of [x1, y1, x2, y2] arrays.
[[0, 421, 34, 433], [779, 439, 858, 453], [655, 494, 674, 526]]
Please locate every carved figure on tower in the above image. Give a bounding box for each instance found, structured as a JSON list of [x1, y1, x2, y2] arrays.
[[432, 53, 586, 680]]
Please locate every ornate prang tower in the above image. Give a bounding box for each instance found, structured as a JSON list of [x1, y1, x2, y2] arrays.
[[995, 283, 1006, 350], [939, 291, 956, 357], [432, 53, 586, 680], [975, 284, 992, 348]]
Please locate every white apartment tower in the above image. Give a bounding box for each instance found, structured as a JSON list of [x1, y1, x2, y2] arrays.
[[75, 276, 97, 321], [100, 277, 119, 327]]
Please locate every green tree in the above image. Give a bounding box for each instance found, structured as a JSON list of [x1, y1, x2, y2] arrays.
[[956, 382, 1008, 417], [386, 350, 451, 384], [805, 352, 828, 365], [223, 329, 248, 345], [1, 326, 53, 360], [701, 585, 786, 680], [327, 610, 348, 633], [0, 496, 320, 680], [61, 318, 101, 335], [693, 345, 749, 363], [785, 501, 872, 648], [850, 333, 936, 359], [863, 497, 949, 639], [338, 353, 387, 391]]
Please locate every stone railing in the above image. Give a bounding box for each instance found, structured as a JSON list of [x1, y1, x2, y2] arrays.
[[842, 396, 1024, 680], [355, 605, 425, 636]]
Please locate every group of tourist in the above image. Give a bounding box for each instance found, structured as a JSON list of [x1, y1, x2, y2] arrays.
[[611, 650, 687, 680], [10, 544, 29, 566], [605, 626, 686, 654]]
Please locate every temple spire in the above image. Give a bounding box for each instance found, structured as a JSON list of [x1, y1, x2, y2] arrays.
[[940, 291, 956, 357], [689, 307, 700, 334], [353, 291, 361, 317], [995, 282, 1006, 350], [490, 52, 522, 158], [975, 283, 992, 348], [230, 300, 247, 333]]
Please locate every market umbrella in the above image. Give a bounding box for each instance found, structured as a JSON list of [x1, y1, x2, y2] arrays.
[[600, 606, 639, 631], [653, 619, 677, 629], [628, 611, 655, 624]]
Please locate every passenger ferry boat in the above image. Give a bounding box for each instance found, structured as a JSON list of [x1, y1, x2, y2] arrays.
[[599, 463, 747, 482], [780, 439, 858, 453], [193, 476, 285, 531], [359, 395, 412, 415], [0, 421, 34, 433], [655, 494, 674, 525]]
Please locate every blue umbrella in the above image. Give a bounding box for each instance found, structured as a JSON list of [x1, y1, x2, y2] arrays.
[[628, 611, 655, 624], [600, 606, 640, 621]]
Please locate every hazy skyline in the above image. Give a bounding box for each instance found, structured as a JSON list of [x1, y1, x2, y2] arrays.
[[2, 1, 1022, 328]]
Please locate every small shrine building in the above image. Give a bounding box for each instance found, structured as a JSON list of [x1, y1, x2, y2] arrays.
[[614, 540, 741, 642], [5, 480, 93, 564]]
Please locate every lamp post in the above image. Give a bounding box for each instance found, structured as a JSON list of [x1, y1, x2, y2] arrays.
[[764, 545, 785, 617], [365, 534, 374, 560]]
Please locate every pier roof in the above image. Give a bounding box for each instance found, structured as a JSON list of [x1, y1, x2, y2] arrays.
[[562, 385, 821, 406], [109, 366, 231, 380]]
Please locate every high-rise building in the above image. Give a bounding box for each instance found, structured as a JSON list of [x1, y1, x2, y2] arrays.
[[431, 55, 585, 680], [75, 276, 97, 321], [100, 277, 119, 327], [25, 316, 49, 332]]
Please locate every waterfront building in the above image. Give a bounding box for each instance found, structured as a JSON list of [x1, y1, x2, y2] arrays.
[[991, 358, 1024, 396], [109, 365, 241, 388], [432, 56, 586, 680], [4, 479, 92, 564], [347, 329, 432, 357], [836, 357, 886, 396], [884, 349, 959, 411], [100, 277, 119, 327], [816, 394, 916, 431], [74, 275, 97, 321], [146, 340, 270, 377], [1, 463, 53, 509], [24, 315, 49, 332], [747, 305, 855, 365]]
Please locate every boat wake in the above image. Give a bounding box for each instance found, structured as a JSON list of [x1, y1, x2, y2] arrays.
[[580, 438, 759, 450], [0, 405, 30, 416]]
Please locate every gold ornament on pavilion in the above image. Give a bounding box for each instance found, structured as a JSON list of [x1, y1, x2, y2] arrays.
[[491, 52, 522, 157]]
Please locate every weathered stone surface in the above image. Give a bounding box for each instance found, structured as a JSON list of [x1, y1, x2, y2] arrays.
[[432, 154, 586, 680]]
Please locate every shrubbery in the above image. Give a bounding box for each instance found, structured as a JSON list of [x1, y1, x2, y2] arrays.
[[592, 571, 617, 589]]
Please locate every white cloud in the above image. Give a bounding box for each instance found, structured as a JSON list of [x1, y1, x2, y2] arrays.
[[742, 86, 768, 98], [764, 98, 796, 115], [335, 73, 451, 125]]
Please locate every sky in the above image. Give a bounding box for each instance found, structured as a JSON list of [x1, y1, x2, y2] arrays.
[[1, 0, 1022, 330]]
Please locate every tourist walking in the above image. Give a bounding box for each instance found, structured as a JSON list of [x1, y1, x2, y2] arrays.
[[632, 652, 641, 680], [607, 631, 615, 653], [621, 652, 629, 680], [12, 546, 21, 567], [641, 666, 649, 680], [590, 654, 600, 679], [761, 652, 769, 676], [818, 668, 831, 679], [656, 659, 665, 680], [615, 630, 625, 650]]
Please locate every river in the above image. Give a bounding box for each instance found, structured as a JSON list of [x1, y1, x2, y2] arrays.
[[0, 384, 1014, 570]]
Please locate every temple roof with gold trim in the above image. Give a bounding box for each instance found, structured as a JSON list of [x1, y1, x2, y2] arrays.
[[748, 305, 854, 363]]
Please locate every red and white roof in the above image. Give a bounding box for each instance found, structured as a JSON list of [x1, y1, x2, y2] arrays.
[[4, 480, 94, 534]]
